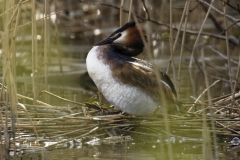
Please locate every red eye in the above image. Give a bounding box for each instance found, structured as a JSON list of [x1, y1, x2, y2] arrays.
[[118, 33, 122, 36]]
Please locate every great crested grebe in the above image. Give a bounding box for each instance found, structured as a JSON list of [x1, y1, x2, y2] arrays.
[[86, 21, 179, 116]]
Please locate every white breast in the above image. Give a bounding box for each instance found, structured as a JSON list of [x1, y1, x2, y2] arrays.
[[86, 46, 158, 116]]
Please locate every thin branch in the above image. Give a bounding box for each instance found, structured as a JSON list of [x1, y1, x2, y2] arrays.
[[198, 0, 240, 23], [188, 80, 220, 112], [141, 0, 150, 20], [78, 0, 239, 46], [189, 2, 201, 12], [120, 0, 124, 27], [223, 2, 233, 92], [42, 90, 85, 106], [189, 0, 215, 69], [128, 0, 133, 21], [194, 54, 240, 84], [219, 20, 240, 35], [200, 3, 224, 33], [220, 0, 240, 14], [177, 0, 190, 95], [206, 46, 239, 65]]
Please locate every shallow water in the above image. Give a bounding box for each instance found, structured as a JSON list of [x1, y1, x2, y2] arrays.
[[16, 133, 235, 160], [3, 56, 240, 160]]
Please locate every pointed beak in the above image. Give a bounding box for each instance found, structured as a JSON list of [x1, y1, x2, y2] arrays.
[[94, 37, 114, 46], [95, 33, 121, 46]]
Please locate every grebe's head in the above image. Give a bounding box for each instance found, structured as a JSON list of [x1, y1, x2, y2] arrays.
[[95, 21, 147, 56]]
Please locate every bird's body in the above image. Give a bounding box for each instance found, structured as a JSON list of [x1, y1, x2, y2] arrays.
[[86, 22, 178, 116]]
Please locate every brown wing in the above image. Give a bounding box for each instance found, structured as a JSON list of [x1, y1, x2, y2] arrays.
[[111, 58, 177, 105], [101, 45, 178, 105]]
